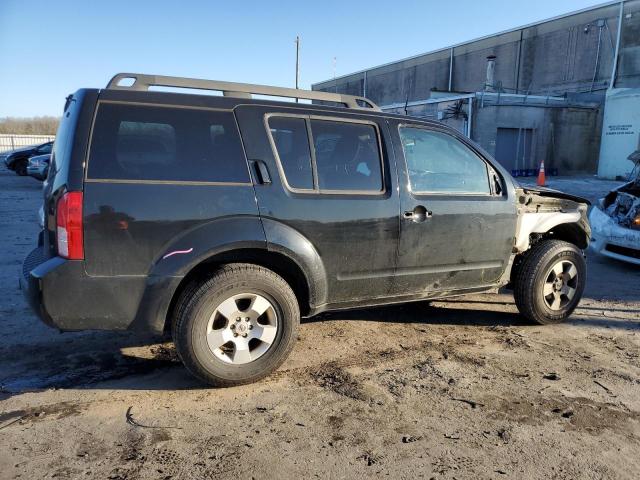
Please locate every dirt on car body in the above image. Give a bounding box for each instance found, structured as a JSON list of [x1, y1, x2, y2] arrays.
[[1, 170, 639, 479]]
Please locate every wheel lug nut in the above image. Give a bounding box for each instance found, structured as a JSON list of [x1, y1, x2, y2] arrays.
[[233, 333, 238, 337], [230, 324, 235, 329], [248, 324, 253, 330], [243, 333, 248, 338], [236, 318, 240, 322]]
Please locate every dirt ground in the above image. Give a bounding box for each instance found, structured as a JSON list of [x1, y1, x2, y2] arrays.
[[0, 169, 639, 480]]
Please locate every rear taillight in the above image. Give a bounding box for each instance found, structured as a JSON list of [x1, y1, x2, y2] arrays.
[[56, 191, 83, 259]]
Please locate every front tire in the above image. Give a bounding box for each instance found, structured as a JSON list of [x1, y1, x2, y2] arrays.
[[513, 240, 586, 325], [173, 264, 299, 387], [15, 159, 27, 176]]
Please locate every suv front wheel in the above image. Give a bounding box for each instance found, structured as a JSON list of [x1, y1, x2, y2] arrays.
[[15, 159, 28, 176], [173, 264, 299, 387], [513, 239, 586, 325]]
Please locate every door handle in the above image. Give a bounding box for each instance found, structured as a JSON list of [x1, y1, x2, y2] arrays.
[[252, 160, 271, 185], [403, 205, 432, 223]]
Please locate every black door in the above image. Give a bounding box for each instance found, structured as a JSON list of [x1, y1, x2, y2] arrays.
[[235, 106, 400, 307], [388, 120, 518, 297]]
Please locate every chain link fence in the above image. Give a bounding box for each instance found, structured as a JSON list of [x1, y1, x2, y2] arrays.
[[0, 134, 55, 154]]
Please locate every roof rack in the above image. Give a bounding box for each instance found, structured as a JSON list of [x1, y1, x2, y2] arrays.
[[106, 73, 380, 111]]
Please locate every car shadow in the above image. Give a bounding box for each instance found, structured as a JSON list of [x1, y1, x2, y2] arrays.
[[304, 300, 524, 327], [2, 298, 638, 398]]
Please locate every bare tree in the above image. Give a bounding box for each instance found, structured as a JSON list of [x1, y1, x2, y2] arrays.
[[0, 117, 60, 135]]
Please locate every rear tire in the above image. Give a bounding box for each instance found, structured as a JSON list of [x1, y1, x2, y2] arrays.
[[173, 263, 299, 387], [513, 239, 586, 325], [15, 159, 27, 176]]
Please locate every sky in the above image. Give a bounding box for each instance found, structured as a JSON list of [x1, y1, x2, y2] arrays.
[[0, 0, 611, 117]]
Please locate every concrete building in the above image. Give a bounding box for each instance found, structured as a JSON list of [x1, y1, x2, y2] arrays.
[[312, 1, 640, 178]]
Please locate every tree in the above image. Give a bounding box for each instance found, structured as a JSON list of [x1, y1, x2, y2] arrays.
[[0, 117, 60, 135]]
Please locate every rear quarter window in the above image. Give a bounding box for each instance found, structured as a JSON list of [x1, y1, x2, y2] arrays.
[[87, 103, 250, 183], [268, 117, 314, 190]]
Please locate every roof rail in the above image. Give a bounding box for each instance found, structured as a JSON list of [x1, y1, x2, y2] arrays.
[[106, 73, 380, 111]]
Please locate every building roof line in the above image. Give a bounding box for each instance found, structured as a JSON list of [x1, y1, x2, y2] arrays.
[[312, 0, 624, 88]]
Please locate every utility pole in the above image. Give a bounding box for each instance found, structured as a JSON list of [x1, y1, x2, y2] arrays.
[[295, 36, 300, 102], [333, 57, 337, 93]]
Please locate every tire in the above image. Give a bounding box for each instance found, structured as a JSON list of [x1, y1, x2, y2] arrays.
[[15, 159, 27, 176], [173, 263, 300, 387], [513, 239, 586, 325]]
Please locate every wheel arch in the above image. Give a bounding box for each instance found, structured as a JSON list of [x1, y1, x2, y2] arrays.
[[163, 248, 313, 333], [543, 222, 590, 250], [127, 216, 328, 334], [515, 212, 590, 252]]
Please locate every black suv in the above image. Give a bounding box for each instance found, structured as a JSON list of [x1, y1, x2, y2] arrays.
[[21, 73, 590, 386]]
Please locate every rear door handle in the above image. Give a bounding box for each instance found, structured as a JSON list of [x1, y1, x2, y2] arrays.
[[252, 160, 271, 185], [403, 205, 432, 223]]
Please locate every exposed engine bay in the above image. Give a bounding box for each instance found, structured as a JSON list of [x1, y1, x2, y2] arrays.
[[602, 178, 640, 230], [589, 152, 640, 265]]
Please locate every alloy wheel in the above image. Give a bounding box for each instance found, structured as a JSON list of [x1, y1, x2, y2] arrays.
[[206, 293, 278, 364]]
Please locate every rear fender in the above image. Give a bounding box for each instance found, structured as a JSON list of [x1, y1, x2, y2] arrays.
[[149, 216, 267, 278], [129, 216, 266, 332], [131, 216, 328, 331]]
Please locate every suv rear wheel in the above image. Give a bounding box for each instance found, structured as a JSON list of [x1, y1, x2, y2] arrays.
[[513, 239, 586, 325], [173, 263, 299, 387]]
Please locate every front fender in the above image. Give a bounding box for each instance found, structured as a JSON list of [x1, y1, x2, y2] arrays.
[[514, 187, 590, 252], [514, 212, 581, 251]]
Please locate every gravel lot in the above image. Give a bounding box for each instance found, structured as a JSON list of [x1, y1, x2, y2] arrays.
[[0, 169, 639, 479]]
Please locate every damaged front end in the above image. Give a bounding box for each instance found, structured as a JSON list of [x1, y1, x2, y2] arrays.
[[513, 187, 591, 253], [589, 155, 640, 265], [501, 186, 590, 288]]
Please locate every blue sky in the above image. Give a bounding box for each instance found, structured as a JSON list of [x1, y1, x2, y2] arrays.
[[0, 0, 608, 117]]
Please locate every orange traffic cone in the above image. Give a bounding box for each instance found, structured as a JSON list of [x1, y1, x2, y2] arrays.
[[537, 160, 546, 186]]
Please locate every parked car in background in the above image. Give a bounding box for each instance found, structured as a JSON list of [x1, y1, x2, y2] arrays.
[[590, 151, 640, 265], [21, 73, 591, 387], [5, 141, 53, 176], [26, 154, 51, 181]]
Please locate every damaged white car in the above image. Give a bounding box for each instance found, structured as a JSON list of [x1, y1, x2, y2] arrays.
[[590, 152, 640, 265]]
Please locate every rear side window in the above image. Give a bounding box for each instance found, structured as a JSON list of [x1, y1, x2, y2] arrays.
[[267, 115, 383, 193], [88, 103, 249, 183], [268, 117, 313, 189], [311, 120, 382, 192]]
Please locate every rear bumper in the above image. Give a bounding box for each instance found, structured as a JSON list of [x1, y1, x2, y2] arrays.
[[20, 244, 179, 333], [19, 246, 59, 328], [589, 207, 640, 266]]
